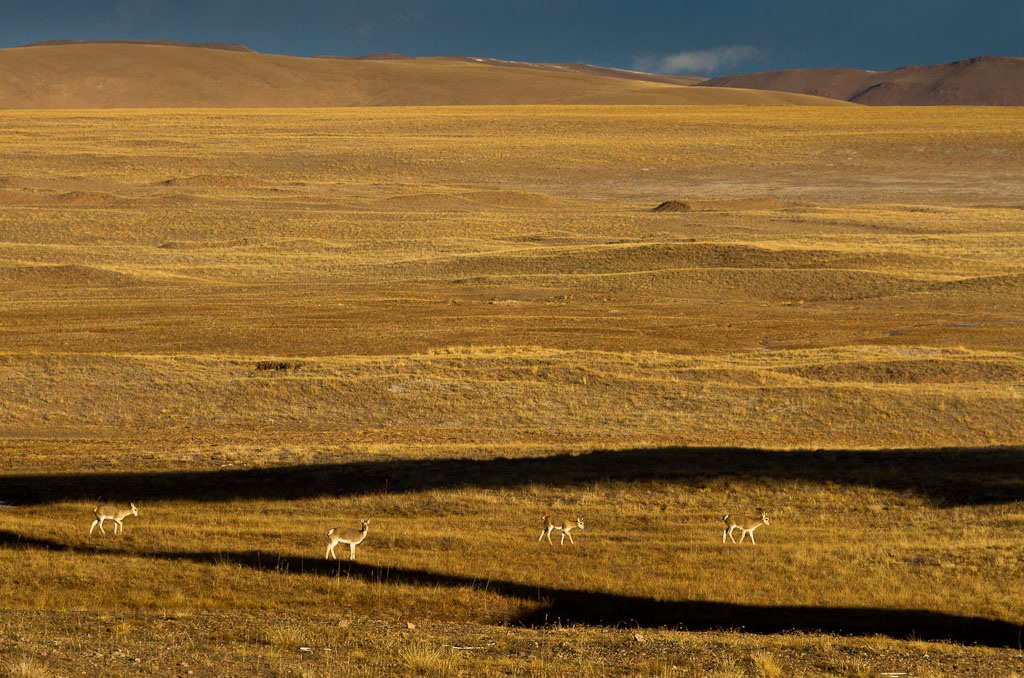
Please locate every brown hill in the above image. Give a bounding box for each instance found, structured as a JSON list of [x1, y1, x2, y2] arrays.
[[437, 56, 707, 86], [699, 56, 1024, 105], [0, 42, 841, 108], [23, 39, 254, 52], [698, 68, 875, 102]]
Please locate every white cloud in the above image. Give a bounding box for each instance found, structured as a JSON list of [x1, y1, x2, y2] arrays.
[[116, 0, 154, 25], [395, 10, 429, 24], [634, 45, 765, 75], [357, 21, 375, 40]]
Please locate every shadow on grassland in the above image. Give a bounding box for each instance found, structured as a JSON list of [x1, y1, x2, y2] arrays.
[[1, 446, 1021, 508], [0, 529, 1019, 648]]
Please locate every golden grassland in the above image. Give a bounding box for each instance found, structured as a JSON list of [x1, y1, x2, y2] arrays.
[[1, 106, 1023, 676]]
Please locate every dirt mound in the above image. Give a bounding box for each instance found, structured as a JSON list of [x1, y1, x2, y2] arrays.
[[699, 56, 1024, 105], [653, 198, 792, 212], [653, 200, 691, 212]]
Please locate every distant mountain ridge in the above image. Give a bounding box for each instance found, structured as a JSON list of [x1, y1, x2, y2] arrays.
[[699, 56, 1024, 105], [0, 41, 839, 108], [22, 39, 255, 52], [0, 41, 1019, 107]]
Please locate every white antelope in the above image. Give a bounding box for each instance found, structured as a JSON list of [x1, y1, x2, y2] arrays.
[[722, 511, 770, 544], [326, 519, 370, 561], [89, 502, 139, 536], [538, 515, 584, 545]]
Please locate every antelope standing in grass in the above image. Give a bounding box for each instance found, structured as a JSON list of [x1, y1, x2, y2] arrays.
[[722, 510, 770, 544], [89, 502, 138, 536], [539, 515, 584, 545], [326, 519, 370, 561]]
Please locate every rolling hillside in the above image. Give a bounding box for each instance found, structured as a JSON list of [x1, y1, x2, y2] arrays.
[[699, 56, 1024, 105], [0, 41, 838, 108]]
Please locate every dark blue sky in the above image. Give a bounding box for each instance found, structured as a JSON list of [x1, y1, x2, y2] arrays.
[[2, 1, 1021, 76]]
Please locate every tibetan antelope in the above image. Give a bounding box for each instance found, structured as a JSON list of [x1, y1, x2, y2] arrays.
[[326, 519, 370, 561], [539, 515, 584, 545], [722, 511, 770, 545], [89, 502, 138, 536]]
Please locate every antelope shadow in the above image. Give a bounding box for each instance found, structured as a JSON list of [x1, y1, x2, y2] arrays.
[[1, 445, 1021, 507], [0, 529, 1019, 649]]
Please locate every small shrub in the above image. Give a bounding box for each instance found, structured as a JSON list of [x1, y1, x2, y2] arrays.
[[750, 650, 785, 678], [4, 657, 55, 678], [398, 643, 458, 676]]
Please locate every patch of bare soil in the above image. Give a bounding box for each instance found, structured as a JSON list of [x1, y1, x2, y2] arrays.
[[0, 264, 139, 288], [0, 189, 127, 207], [54, 191, 124, 207], [382, 190, 563, 212], [462, 190, 563, 209], [934, 273, 1024, 295]]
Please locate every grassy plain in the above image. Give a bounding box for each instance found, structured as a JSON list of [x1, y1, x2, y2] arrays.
[[1, 106, 1023, 676]]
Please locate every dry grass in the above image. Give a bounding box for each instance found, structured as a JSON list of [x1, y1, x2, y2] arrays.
[[1, 106, 1023, 675]]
